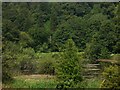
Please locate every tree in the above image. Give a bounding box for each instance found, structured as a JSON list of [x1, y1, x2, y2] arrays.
[[19, 31, 33, 47], [55, 39, 83, 88], [85, 31, 111, 62], [53, 16, 87, 51], [112, 3, 120, 53], [2, 41, 21, 83]]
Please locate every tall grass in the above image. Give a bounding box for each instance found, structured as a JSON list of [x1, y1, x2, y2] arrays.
[[3, 77, 57, 88], [78, 78, 102, 88], [3, 76, 102, 88]]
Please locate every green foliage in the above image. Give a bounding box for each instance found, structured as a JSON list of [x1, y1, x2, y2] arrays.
[[85, 42, 100, 61], [77, 78, 102, 88], [2, 41, 22, 83], [37, 60, 55, 75], [18, 48, 36, 74], [85, 43, 110, 61], [84, 14, 114, 61], [84, 9, 118, 60], [19, 31, 33, 47], [3, 2, 119, 54], [2, 40, 38, 83], [53, 16, 87, 51], [3, 76, 56, 88], [39, 43, 49, 52], [101, 65, 120, 89], [111, 54, 120, 62], [2, 71, 13, 84], [56, 39, 83, 88], [2, 3, 120, 85], [34, 53, 55, 75]]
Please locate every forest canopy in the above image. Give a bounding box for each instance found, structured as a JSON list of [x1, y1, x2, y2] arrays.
[[2, 2, 119, 54]]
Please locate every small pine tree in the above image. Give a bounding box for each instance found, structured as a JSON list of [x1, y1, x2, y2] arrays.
[[55, 39, 83, 88]]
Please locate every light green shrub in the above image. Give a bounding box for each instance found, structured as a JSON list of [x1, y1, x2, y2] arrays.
[[18, 48, 36, 74], [38, 60, 55, 75], [101, 65, 120, 89], [55, 39, 83, 88], [111, 54, 120, 64], [35, 53, 55, 75]]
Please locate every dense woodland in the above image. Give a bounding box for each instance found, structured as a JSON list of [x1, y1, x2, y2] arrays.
[[2, 2, 120, 88]]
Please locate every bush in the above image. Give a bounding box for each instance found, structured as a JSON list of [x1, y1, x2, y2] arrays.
[[38, 60, 55, 75], [85, 41, 110, 62], [101, 65, 120, 89], [20, 59, 35, 74], [111, 54, 120, 63], [2, 41, 21, 83], [18, 48, 36, 74], [2, 71, 13, 84], [35, 53, 55, 75]]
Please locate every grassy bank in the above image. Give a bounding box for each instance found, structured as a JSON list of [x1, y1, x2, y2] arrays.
[[3, 74, 102, 88], [3, 75, 57, 88]]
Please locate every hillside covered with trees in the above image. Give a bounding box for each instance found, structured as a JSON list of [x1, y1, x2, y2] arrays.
[[2, 2, 120, 88]]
